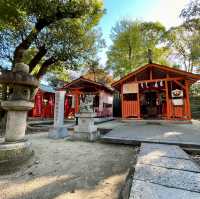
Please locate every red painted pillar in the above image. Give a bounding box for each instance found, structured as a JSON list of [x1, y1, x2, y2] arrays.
[[185, 80, 191, 120], [165, 80, 170, 119], [121, 84, 124, 118], [137, 84, 140, 119], [75, 93, 79, 114]]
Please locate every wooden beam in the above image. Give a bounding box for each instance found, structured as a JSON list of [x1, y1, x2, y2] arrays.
[[173, 80, 186, 90], [136, 77, 184, 84], [112, 63, 200, 88]]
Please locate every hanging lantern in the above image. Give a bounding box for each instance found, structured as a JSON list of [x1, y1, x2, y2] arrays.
[[141, 82, 144, 88], [155, 81, 158, 88], [146, 82, 148, 88], [160, 80, 163, 87]]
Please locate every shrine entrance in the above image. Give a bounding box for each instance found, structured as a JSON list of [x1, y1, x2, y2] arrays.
[[139, 80, 166, 119]]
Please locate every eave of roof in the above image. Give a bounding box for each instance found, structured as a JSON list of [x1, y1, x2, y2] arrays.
[[61, 77, 114, 93], [112, 63, 200, 88]]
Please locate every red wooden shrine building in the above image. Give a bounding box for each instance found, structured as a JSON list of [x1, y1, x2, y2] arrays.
[[112, 63, 200, 120], [29, 78, 114, 119], [61, 77, 114, 118], [29, 84, 55, 118]]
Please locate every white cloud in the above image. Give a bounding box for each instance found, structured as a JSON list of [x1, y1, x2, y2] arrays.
[[141, 0, 190, 29]]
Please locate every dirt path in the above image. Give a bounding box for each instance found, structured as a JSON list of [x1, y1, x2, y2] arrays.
[[0, 133, 137, 199]]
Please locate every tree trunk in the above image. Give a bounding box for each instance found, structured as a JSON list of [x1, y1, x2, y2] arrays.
[[13, 7, 83, 66], [29, 46, 47, 73], [35, 57, 57, 79], [13, 19, 52, 65]]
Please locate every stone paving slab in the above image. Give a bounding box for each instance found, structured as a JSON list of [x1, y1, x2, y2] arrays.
[[129, 143, 200, 199], [129, 180, 200, 199], [139, 143, 190, 159], [134, 163, 200, 192], [101, 120, 200, 147], [137, 156, 200, 172]]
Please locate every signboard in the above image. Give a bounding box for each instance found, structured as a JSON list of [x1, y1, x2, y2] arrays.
[[172, 89, 183, 98], [123, 83, 138, 94], [172, 98, 184, 106]]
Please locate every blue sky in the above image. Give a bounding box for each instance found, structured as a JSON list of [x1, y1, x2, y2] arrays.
[[98, 0, 190, 66]]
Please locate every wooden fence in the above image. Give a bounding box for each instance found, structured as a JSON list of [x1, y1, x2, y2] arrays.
[[190, 96, 200, 119]]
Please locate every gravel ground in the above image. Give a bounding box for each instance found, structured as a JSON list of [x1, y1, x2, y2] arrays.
[[0, 133, 137, 199]]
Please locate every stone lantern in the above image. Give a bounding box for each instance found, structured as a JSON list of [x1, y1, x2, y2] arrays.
[[0, 62, 39, 173]]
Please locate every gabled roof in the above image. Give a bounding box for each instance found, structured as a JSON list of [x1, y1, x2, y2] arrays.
[[61, 76, 113, 94], [112, 63, 200, 88]]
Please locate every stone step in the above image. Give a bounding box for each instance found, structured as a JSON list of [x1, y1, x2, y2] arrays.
[[129, 143, 200, 199]]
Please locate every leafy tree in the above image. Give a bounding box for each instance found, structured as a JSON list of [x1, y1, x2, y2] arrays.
[[166, 24, 200, 73], [43, 65, 71, 88], [106, 20, 170, 78], [180, 0, 200, 31], [0, 0, 104, 79], [171, 0, 200, 73], [84, 62, 114, 86]]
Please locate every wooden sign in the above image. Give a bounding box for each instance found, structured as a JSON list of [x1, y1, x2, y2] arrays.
[[172, 89, 183, 98], [172, 98, 184, 106], [123, 83, 138, 94]]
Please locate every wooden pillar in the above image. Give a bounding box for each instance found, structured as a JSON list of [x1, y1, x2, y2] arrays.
[[137, 85, 140, 119], [185, 80, 191, 120], [121, 84, 124, 118], [75, 92, 79, 114], [165, 80, 170, 119], [150, 68, 153, 80]]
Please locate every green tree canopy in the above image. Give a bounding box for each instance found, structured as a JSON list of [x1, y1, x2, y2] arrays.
[[166, 24, 200, 72], [0, 0, 104, 79], [106, 20, 170, 78]]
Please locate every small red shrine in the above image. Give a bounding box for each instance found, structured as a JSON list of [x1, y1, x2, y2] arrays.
[[61, 77, 114, 118], [29, 84, 55, 118], [112, 63, 200, 120]]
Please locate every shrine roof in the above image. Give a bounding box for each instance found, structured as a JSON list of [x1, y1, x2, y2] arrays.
[[112, 63, 200, 89], [60, 77, 114, 94]]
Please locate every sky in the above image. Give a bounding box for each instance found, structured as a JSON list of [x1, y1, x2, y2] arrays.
[[98, 0, 190, 66]]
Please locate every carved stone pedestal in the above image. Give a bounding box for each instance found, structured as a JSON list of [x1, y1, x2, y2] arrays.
[[2, 101, 34, 142], [72, 112, 99, 141]]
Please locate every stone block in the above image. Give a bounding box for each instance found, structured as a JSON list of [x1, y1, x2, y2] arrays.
[[48, 126, 68, 139], [0, 141, 33, 174], [134, 163, 200, 192], [129, 180, 200, 199], [139, 143, 190, 159], [137, 155, 200, 172]]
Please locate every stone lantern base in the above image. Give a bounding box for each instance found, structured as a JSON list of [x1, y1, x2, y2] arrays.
[[0, 100, 34, 174], [70, 112, 99, 141], [0, 141, 33, 174]]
